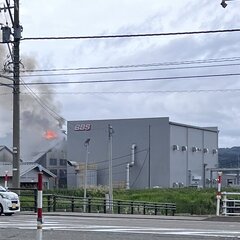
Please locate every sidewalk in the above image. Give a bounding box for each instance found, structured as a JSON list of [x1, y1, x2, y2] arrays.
[[19, 211, 240, 222], [19, 211, 208, 221]]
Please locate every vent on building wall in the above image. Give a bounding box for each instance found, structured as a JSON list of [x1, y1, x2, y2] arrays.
[[203, 148, 209, 153], [212, 149, 218, 154], [192, 146, 197, 152], [172, 145, 179, 151], [182, 146, 187, 151], [172, 182, 184, 188]]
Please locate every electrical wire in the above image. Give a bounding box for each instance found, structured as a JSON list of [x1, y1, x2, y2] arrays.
[[20, 88, 240, 94], [20, 78, 66, 123], [3, 88, 240, 96], [96, 149, 148, 165], [130, 150, 149, 188], [20, 28, 240, 41], [18, 63, 240, 78], [18, 56, 240, 73], [98, 161, 131, 171], [12, 72, 240, 86]]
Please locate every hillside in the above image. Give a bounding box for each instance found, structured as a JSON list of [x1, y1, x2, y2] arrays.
[[219, 147, 240, 168]]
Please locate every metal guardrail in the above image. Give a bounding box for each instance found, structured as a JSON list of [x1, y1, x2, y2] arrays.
[[9, 187, 37, 212], [41, 194, 176, 216], [222, 192, 240, 216], [16, 189, 176, 216]]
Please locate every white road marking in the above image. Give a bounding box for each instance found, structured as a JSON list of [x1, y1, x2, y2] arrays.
[[1, 217, 240, 238]]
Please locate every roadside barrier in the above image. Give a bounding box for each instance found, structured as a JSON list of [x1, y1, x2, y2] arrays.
[[216, 171, 222, 216], [44, 195, 176, 216], [222, 192, 240, 216], [18, 191, 176, 216], [8, 187, 38, 212]]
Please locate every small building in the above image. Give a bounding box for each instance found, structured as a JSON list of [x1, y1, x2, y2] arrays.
[[0, 145, 22, 163], [0, 162, 56, 189], [32, 139, 67, 188], [67, 117, 218, 189]]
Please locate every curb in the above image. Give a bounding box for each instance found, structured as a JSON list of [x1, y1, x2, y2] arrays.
[[19, 211, 208, 221]]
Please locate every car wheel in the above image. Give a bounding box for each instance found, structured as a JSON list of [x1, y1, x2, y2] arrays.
[[0, 204, 3, 216], [5, 213, 13, 216]]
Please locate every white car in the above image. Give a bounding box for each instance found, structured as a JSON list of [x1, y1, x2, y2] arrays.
[[0, 186, 20, 216]]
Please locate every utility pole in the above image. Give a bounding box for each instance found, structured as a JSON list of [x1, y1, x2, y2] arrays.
[[1, 1, 22, 189], [108, 124, 114, 213], [83, 138, 90, 213], [12, 0, 21, 189], [148, 125, 151, 188]]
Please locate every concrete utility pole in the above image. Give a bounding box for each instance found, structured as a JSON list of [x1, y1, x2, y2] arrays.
[[1, 1, 22, 189], [108, 124, 114, 213], [12, 0, 21, 189]]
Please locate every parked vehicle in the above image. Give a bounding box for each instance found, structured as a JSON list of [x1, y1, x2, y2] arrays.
[[0, 186, 20, 216]]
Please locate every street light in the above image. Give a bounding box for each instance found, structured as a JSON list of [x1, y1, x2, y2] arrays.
[[221, 0, 228, 8], [108, 125, 114, 213], [83, 138, 90, 213], [221, 0, 239, 8]]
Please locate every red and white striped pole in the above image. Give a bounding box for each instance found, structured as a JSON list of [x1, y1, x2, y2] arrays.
[[216, 171, 222, 216], [37, 171, 43, 229], [4, 171, 8, 189]]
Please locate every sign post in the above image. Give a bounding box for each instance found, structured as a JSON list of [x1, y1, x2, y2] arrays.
[[37, 171, 43, 229], [216, 171, 222, 216], [4, 171, 8, 189]]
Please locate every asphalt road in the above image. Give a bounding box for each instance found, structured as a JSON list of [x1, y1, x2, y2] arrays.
[[0, 213, 240, 240]]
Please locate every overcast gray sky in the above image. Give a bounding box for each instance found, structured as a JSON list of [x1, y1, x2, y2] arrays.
[[1, 0, 240, 156]]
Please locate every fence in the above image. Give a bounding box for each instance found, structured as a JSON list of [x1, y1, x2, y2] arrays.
[[17, 190, 176, 216], [222, 192, 240, 216], [9, 188, 37, 212]]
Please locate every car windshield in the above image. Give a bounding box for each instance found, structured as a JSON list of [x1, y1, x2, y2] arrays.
[[0, 186, 7, 192]]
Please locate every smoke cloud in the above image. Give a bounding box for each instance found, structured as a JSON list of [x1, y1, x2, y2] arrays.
[[0, 44, 65, 161], [20, 57, 65, 161], [0, 44, 13, 140]]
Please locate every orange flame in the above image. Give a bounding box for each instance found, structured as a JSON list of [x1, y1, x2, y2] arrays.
[[44, 130, 58, 140]]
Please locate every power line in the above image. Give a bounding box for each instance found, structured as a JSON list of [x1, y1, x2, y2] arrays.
[[3, 88, 240, 96], [17, 56, 240, 73], [7, 72, 240, 86], [17, 63, 240, 78], [130, 150, 149, 188], [20, 78, 66, 123], [19, 28, 240, 41], [96, 149, 148, 165], [13, 88, 240, 95]]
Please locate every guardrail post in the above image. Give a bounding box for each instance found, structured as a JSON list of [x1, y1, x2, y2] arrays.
[[172, 205, 176, 216], [222, 192, 227, 216], [34, 189, 37, 213], [117, 201, 121, 214], [165, 204, 168, 216], [88, 198, 91, 213], [53, 195, 56, 212], [154, 204, 157, 215], [216, 171, 222, 216], [103, 199, 106, 213], [47, 195, 51, 212], [131, 201, 134, 214], [71, 198, 75, 212]]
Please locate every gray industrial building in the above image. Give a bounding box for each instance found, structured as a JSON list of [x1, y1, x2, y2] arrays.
[[67, 117, 218, 189]]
